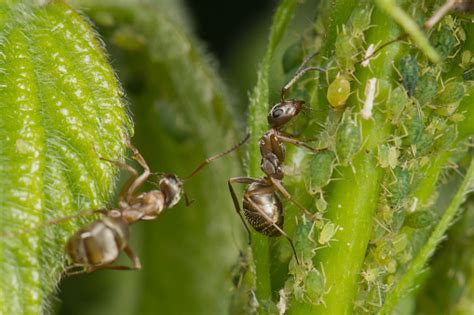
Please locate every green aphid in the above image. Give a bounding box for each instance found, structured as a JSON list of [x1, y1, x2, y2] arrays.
[[409, 107, 424, 145], [293, 222, 316, 261], [399, 54, 419, 97], [387, 86, 408, 124], [318, 222, 338, 245], [390, 209, 406, 232], [405, 210, 434, 229], [377, 144, 399, 169], [463, 66, 474, 81], [327, 75, 351, 109], [308, 150, 336, 193], [282, 41, 304, 74], [414, 73, 438, 106], [350, 5, 372, 37], [304, 268, 326, 305], [335, 30, 357, 72], [434, 124, 457, 150], [432, 25, 456, 60], [390, 167, 410, 206], [336, 113, 361, 165], [414, 133, 434, 156], [435, 81, 465, 105], [392, 233, 408, 254], [435, 82, 465, 116]]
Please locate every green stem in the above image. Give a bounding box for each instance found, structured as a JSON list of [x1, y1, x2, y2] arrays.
[[379, 157, 474, 314], [375, 0, 440, 63], [297, 4, 406, 314]]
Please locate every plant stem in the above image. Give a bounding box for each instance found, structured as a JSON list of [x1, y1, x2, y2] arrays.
[[379, 157, 474, 314], [375, 0, 440, 63]]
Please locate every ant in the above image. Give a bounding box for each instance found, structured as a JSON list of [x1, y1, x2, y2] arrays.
[[228, 54, 325, 263], [53, 134, 249, 275]]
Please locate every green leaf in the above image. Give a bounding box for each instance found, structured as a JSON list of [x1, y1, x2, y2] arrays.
[[0, 1, 131, 313]]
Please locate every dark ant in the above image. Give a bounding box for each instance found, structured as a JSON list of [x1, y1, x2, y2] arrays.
[[228, 55, 325, 263], [52, 134, 249, 275]]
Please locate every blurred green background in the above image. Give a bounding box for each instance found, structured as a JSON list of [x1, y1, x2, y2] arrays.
[[56, 0, 274, 314]]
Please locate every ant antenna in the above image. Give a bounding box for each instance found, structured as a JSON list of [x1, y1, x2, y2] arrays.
[[182, 133, 250, 181], [281, 52, 325, 101]]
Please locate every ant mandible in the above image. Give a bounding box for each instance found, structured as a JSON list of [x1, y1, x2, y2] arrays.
[[228, 54, 325, 263], [53, 134, 249, 275]]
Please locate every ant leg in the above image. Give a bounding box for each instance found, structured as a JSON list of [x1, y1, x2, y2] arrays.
[[228, 177, 259, 244], [46, 209, 108, 226], [124, 141, 151, 202], [276, 134, 323, 152], [123, 246, 142, 270], [184, 192, 195, 207], [63, 265, 87, 276], [244, 195, 300, 264], [99, 157, 138, 207], [269, 177, 314, 218]]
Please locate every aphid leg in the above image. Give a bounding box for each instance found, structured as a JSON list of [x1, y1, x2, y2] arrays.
[[269, 177, 314, 218], [228, 177, 258, 244], [244, 195, 300, 264]]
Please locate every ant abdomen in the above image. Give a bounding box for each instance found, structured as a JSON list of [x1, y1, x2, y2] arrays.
[[65, 216, 129, 268], [243, 183, 283, 237]]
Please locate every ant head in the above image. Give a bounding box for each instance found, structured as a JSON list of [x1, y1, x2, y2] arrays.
[[159, 174, 183, 208], [267, 100, 305, 130]]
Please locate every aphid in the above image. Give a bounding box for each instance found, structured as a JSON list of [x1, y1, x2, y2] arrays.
[[399, 55, 419, 97], [60, 134, 249, 274], [336, 111, 361, 165], [327, 74, 351, 109], [350, 4, 373, 38], [463, 65, 474, 80], [307, 150, 336, 195], [229, 55, 325, 263], [431, 25, 456, 60], [317, 222, 338, 246], [387, 86, 409, 124], [405, 210, 434, 229], [389, 167, 411, 207], [414, 73, 438, 106], [435, 81, 465, 116], [377, 144, 399, 169], [335, 27, 357, 73]]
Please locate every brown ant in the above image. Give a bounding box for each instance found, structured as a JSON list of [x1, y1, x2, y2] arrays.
[[51, 134, 249, 275], [228, 55, 325, 263]]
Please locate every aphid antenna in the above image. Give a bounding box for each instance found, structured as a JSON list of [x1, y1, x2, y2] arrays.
[[182, 133, 250, 181]]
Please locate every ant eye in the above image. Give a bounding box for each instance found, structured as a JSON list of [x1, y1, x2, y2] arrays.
[[272, 108, 283, 118]]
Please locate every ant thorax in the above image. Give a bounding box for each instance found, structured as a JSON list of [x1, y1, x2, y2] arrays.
[[259, 130, 286, 179], [128, 190, 166, 221], [159, 174, 183, 208], [267, 100, 305, 130]]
